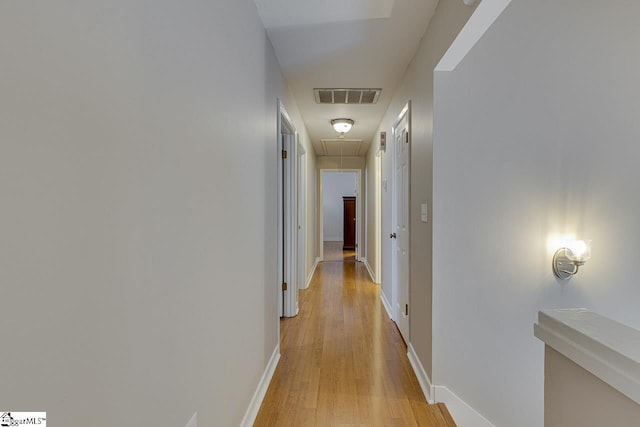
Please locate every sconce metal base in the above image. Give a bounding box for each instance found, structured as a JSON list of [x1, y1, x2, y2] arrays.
[[552, 248, 578, 280]]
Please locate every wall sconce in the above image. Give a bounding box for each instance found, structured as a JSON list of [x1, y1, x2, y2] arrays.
[[552, 240, 592, 279]]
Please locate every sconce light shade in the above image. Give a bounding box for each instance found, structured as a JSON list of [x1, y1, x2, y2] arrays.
[[553, 239, 591, 280], [566, 239, 591, 264], [331, 118, 354, 134]]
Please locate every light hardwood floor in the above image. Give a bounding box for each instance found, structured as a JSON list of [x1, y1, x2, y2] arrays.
[[254, 243, 455, 426], [322, 241, 356, 262]]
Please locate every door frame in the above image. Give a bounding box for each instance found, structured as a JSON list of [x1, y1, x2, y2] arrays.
[[375, 153, 382, 282], [391, 101, 411, 340], [319, 169, 362, 261], [277, 99, 298, 318], [365, 153, 383, 283], [297, 142, 308, 289]]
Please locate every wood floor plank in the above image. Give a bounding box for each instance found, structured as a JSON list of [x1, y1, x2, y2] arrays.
[[254, 245, 454, 426], [435, 403, 457, 427]]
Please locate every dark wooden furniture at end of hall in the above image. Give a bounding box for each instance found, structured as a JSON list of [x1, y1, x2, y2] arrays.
[[343, 196, 356, 250]]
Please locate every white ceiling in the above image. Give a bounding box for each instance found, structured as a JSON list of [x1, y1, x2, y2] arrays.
[[254, 0, 439, 156], [321, 139, 364, 156]]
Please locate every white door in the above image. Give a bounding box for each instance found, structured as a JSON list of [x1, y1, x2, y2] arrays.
[[277, 100, 298, 318], [282, 133, 298, 316], [280, 133, 289, 316], [392, 110, 410, 341]]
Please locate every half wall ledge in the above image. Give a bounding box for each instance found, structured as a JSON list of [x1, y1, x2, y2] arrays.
[[534, 308, 640, 405]]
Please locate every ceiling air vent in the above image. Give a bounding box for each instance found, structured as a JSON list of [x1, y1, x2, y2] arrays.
[[314, 88, 381, 104]]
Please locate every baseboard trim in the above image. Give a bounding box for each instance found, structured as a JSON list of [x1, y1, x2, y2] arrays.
[[433, 385, 495, 427], [239, 345, 280, 427], [361, 257, 377, 283], [324, 237, 342, 242], [380, 291, 393, 320], [303, 257, 320, 289], [407, 343, 434, 403]]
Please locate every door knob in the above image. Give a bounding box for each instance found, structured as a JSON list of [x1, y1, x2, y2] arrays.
[[390, 233, 397, 239]]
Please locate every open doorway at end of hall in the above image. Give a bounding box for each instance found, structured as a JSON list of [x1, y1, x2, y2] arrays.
[[320, 170, 359, 263]]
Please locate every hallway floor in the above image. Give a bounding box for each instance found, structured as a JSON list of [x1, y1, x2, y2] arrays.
[[254, 244, 455, 426], [322, 241, 356, 262]]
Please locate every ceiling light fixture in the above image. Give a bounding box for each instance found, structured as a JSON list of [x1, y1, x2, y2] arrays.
[[331, 118, 354, 134]]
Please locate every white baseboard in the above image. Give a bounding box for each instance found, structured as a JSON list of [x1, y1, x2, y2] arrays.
[[361, 257, 377, 283], [302, 257, 320, 289], [380, 291, 393, 320], [433, 385, 495, 427], [407, 343, 434, 403], [239, 345, 281, 427]]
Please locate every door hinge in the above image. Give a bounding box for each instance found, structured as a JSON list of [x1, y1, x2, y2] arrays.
[[405, 132, 409, 143], [282, 149, 288, 159], [405, 304, 409, 316], [282, 282, 288, 291]]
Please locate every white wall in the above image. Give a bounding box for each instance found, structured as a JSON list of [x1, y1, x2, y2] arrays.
[[365, 148, 381, 281], [0, 1, 313, 425], [304, 149, 319, 277], [544, 347, 640, 427], [433, 0, 640, 425], [366, 0, 475, 380], [322, 172, 357, 241]]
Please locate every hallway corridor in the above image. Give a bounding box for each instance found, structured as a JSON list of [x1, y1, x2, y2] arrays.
[[254, 247, 455, 426]]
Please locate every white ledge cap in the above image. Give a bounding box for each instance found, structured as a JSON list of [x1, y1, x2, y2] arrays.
[[535, 309, 640, 405]]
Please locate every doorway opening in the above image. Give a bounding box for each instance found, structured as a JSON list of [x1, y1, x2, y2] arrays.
[[319, 170, 361, 263]]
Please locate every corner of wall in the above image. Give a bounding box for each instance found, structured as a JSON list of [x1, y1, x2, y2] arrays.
[[436, 0, 512, 71], [303, 257, 320, 289], [380, 291, 393, 320], [407, 343, 434, 403], [361, 257, 377, 283], [433, 386, 495, 427]]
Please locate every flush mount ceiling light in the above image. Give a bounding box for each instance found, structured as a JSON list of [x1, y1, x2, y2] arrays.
[[331, 118, 354, 134]]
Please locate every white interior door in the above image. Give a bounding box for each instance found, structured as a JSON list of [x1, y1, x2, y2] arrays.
[[392, 109, 410, 342], [375, 154, 382, 282], [283, 133, 298, 316], [278, 100, 298, 318]]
